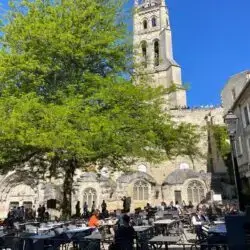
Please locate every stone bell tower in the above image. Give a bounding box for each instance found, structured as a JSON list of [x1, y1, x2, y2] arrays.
[[133, 0, 187, 108]]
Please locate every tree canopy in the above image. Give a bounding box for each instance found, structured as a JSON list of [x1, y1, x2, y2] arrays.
[[0, 0, 202, 217]]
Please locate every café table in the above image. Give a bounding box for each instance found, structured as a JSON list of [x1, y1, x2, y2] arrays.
[[207, 224, 227, 235], [202, 224, 227, 249], [37, 226, 55, 234], [0, 231, 12, 238], [84, 232, 102, 240], [65, 226, 93, 240], [149, 235, 181, 250], [21, 234, 55, 250], [213, 220, 225, 225], [133, 225, 153, 233], [154, 219, 176, 235], [80, 232, 102, 250], [154, 219, 176, 226]]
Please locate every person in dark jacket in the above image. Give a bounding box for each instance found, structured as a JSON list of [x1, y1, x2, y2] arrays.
[[101, 200, 107, 213], [114, 214, 135, 250], [75, 201, 81, 218], [122, 197, 131, 213]]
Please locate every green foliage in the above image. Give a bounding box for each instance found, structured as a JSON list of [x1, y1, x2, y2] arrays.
[[0, 0, 202, 217], [211, 125, 231, 157], [0, 0, 131, 99], [211, 124, 234, 182]]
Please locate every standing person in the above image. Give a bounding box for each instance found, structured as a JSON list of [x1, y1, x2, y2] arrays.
[[175, 201, 182, 215], [83, 202, 88, 218], [32, 206, 36, 220], [37, 205, 42, 221], [91, 201, 96, 214], [122, 196, 127, 213], [101, 200, 107, 214], [75, 201, 80, 218], [41, 205, 46, 222], [16, 207, 21, 221], [20, 206, 25, 222], [122, 196, 131, 213]]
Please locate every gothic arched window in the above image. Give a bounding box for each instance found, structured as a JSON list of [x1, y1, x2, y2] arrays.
[[152, 17, 157, 27], [141, 41, 147, 68], [133, 180, 149, 200], [83, 188, 97, 208], [143, 20, 148, 30], [187, 180, 205, 204], [154, 40, 159, 66]]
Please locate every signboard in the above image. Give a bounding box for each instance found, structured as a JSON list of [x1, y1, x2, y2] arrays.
[[213, 194, 222, 202]]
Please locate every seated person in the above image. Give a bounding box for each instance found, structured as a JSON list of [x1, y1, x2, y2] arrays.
[[114, 214, 135, 250], [188, 201, 194, 209], [191, 209, 209, 240], [88, 210, 100, 228], [228, 204, 238, 215], [168, 201, 177, 211]]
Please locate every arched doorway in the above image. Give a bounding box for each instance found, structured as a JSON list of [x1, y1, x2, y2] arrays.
[[83, 188, 97, 209], [7, 184, 36, 209]]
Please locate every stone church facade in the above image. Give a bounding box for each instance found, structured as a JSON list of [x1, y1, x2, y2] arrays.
[[0, 0, 227, 218]]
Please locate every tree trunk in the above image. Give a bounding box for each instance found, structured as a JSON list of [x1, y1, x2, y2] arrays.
[[61, 159, 76, 219]]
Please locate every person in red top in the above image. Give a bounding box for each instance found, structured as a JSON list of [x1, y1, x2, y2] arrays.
[[88, 210, 100, 228]]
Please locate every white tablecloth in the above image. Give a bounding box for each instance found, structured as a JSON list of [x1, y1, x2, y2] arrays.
[[154, 219, 176, 225]]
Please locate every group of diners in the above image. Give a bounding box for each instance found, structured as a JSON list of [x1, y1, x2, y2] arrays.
[[190, 202, 240, 249], [2, 204, 51, 229], [0, 199, 239, 250], [0, 202, 186, 250]]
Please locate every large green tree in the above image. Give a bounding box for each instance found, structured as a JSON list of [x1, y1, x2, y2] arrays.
[[0, 0, 202, 217]]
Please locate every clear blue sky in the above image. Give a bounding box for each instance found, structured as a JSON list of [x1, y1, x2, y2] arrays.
[[1, 0, 250, 107]]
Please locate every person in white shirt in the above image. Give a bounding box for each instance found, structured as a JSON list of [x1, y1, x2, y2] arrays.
[[175, 201, 182, 215], [192, 209, 209, 240], [192, 209, 209, 225]]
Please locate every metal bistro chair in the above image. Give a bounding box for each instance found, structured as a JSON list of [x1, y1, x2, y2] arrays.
[[168, 221, 188, 243], [99, 226, 114, 250], [79, 233, 101, 250], [136, 228, 154, 250], [1, 236, 23, 250]]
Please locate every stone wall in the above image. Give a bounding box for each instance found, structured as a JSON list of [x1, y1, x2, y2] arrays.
[[0, 107, 228, 218]]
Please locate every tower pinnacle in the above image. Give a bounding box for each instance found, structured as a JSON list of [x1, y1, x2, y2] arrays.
[[161, 0, 166, 6]]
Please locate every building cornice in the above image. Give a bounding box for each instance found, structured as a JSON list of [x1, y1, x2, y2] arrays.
[[231, 79, 250, 111]]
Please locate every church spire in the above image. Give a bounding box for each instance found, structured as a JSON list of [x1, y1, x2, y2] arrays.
[[133, 0, 187, 108]]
